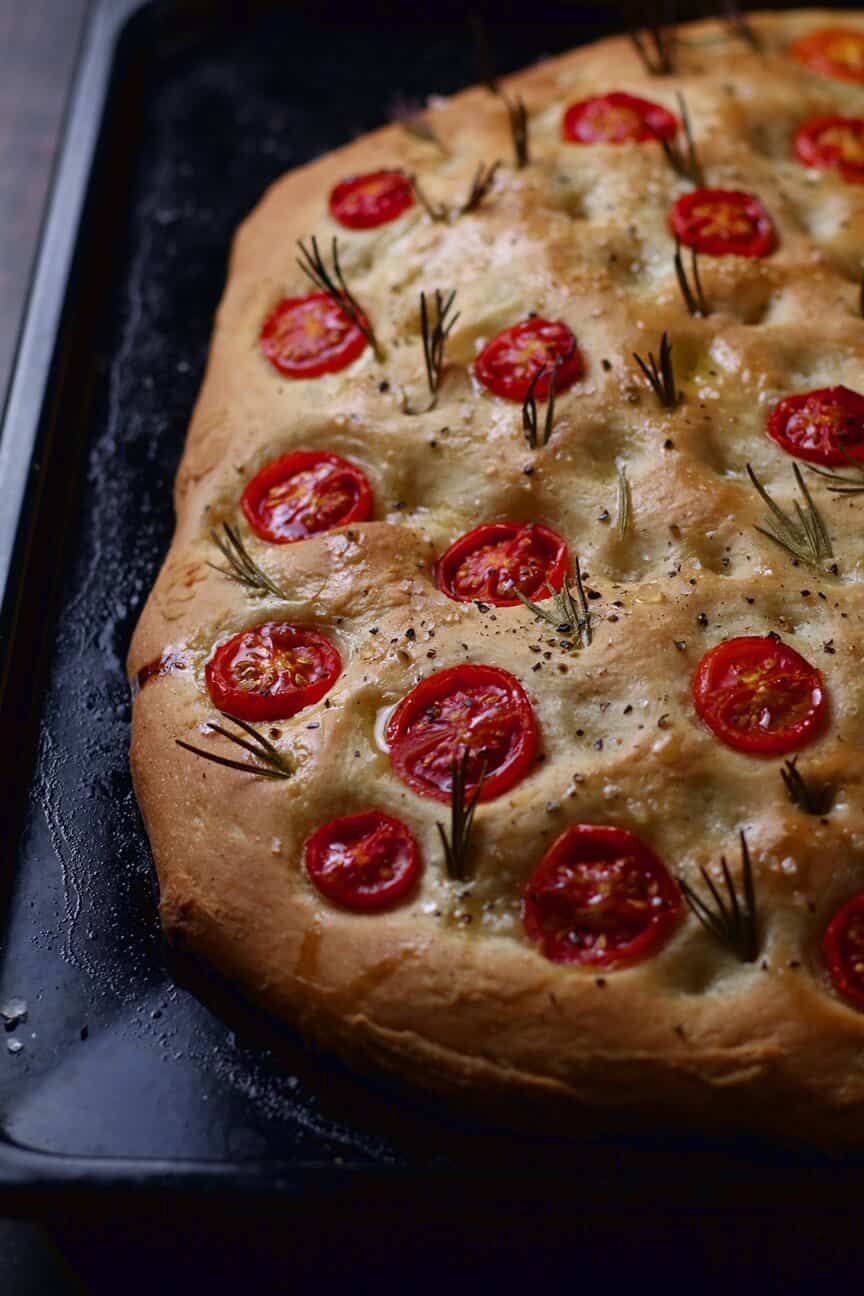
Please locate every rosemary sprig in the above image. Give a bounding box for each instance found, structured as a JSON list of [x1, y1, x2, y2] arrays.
[[208, 523, 286, 599], [617, 466, 632, 540], [630, 22, 674, 75], [296, 235, 382, 361], [747, 462, 833, 568], [633, 331, 678, 409], [437, 749, 486, 882], [808, 450, 864, 495], [679, 831, 759, 963], [411, 162, 500, 224], [176, 713, 292, 780], [522, 360, 562, 449], [505, 94, 529, 168], [674, 238, 709, 317], [656, 93, 703, 186], [515, 558, 592, 648], [391, 97, 448, 154], [421, 289, 459, 405], [724, 0, 762, 51], [459, 160, 501, 215], [780, 756, 835, 816]]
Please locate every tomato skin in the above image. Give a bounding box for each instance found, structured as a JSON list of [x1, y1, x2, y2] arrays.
[[329, 170, 414, 230], [304, 811, 421, 912], [670, 188, 776, 258], [436, 522, 569, 606], [205, 623, 341, 722], [767, 386, 864, 467], [823, 894, 864, 1011], [794, 116, 864, 184], [260, 292, 367, 379], [241, 450, 373, 544], [562, 92, 677, 144], [522, 824, 681, 967], [385, 663, 538, 803], [791, 28, 864, 84], [692, 636, 826, 757], [474, 318, 584, 402]]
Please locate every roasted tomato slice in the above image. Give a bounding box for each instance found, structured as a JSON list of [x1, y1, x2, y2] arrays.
[[385, 663, 538, 803], [794, 116, 864, 183], [522, 824, 681, 967], [823, 894, 864, 1010], [670, 188, 776, 258], [562, 92, 677, 144], [329, 169, 414, 229], [206, 622, 341, 722], [692, 636, 826, 756], [241, 450, 373, 544], [791, 28, 864, 84], [304, 810, 421, 912], [474, 318, 584, 402], [260, 292, 367, 379], [436, 522, 569, 606], [767, 386, 864, 467]]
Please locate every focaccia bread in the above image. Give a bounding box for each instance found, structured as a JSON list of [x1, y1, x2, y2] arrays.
[[128, 9, 864, 1142]]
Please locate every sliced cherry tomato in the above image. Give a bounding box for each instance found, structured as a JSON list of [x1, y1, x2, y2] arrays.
[[794, 116, 864, 183], [692, 636, 826, 756], [260, 292, 367, 379], [436, 522, 569, 606], [474, 318, 584, 402], [670, 188, 776, 258], [791, 28, 864, 84], [823, 894, 864, 1011], [205, 622, 341, 722], [304, 811, 421, 912], [562, 92, 677, 145], [329, 170, 414, 230], [767, 386, 864, 467], [241, 450, 373, 544], [522, 824, 681, 967], [385, 664, 538, 803]]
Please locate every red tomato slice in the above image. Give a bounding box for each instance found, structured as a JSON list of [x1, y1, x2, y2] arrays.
[[329, 170, 414, 229], [791, 28, 864, 84], [522, 824, 681, 967], [205, 622, 341, 722], [474, 318, 584, 402], [562, 92, 677, 144], [241, 450, 373, 544], [692, 636, 826, 756], [304, 810, 421, 912], [385, 664, 538, 803], [767, 386, 864, 467], [794, 116, 864, 183], [670, 188, 776, 258], [823, 894, 864, 1011], [436, 522, 569, 606], [260, 292, 367, 379]]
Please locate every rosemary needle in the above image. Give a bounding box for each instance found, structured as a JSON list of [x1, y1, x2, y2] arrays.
[[437, 751, 486, 882]]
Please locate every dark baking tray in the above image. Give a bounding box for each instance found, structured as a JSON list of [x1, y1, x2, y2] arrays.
[[1, 0, 863, 1226]]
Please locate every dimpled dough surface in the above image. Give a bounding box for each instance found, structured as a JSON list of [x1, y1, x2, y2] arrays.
[[128, 10, 864, 1141]]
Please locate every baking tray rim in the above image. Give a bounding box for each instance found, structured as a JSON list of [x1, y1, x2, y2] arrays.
[[0, 0, 149, 636]]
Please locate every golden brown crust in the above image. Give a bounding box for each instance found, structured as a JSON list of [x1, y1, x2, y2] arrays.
[[129, 10, 864, 1142]]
